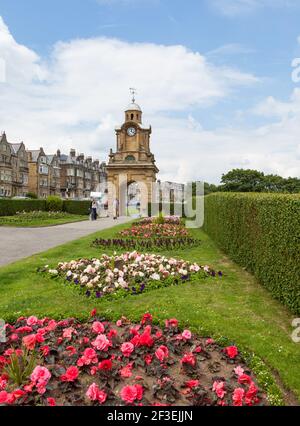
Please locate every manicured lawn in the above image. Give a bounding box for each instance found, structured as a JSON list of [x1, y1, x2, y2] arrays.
[[0, 212, 88, 227], [0, 222, 299, 404]]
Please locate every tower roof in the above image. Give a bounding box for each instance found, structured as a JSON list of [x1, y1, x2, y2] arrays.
[[126, 102, 142, 112]]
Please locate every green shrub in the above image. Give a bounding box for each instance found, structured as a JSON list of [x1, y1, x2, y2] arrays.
[[203, 193, 300, 314], [0, 199, 46, 216], [46, 196, 63, 212], [63, 200, 90, 215], [148, 202, 185, 217]]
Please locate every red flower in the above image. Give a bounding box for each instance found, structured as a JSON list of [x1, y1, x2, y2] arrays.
[[120, 384, 144, 404], [180, 352, 196, 367], [121, 342, 134, 358], [66, 346, 77, 355], [141, 313, 153, 325], [0, 391, 9, 404], [61, 366, 79, 382], [86, 383, 107, 404], [40, 346, 50, 357], [238, 374, 252, 385], [90, 309, 97, 317], [225, 346, 238, 359], [98, 359, 113, 371], [186, 380, 200, 389], [165, 318, 178, 328], [144, 354, 153, 365], [245, 382, 258, 406], [47, 397, 56, 406], [232, 387, 245, 406]]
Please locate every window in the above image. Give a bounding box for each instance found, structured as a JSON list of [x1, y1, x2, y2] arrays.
[[39, 165, 48, 175], [131, 114, 134, 120], [125, 155, 135, 162]]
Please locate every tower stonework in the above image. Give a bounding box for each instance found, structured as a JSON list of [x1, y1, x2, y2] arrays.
[[106, 99, 159, 216]]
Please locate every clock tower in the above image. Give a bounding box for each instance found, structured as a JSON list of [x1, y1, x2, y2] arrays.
[[106, 92, 159, 216]]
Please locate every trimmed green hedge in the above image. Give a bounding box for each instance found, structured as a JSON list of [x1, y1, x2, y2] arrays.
[[203, 193, 300, 314], [0, 199, 46, 216], [62, 200, 90, 215], [0, 199, 90, 216]]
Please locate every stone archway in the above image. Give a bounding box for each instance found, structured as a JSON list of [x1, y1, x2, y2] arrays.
[[127, 180, 142, 217]]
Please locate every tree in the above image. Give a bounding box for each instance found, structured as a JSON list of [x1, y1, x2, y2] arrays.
[[220, 169, 265, 192]]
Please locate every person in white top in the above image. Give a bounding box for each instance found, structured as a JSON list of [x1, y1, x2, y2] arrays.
[[113, 198, 119, 220]]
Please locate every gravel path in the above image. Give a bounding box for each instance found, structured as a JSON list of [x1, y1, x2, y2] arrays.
[[0, 217, 131, 267]]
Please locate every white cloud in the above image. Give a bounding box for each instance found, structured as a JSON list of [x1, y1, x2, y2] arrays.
[[210, 0, 299, 17], [0, 16, 298, 183]]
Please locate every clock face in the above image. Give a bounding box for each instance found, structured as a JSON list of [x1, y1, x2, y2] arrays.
[[127, 127, 136, 137]]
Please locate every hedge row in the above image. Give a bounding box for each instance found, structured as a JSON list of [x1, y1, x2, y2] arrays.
[[203, 193, 300, 314], [63, 200, 91, 215], [0, 199, 90, 216]]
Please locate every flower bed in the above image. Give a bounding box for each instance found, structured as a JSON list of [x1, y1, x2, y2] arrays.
[[134, 216, 182, 226], [40, 252, 221, 299], [92, 237, 200, 251], [0, 313, 266, 406], [119, 223, 190, 239]]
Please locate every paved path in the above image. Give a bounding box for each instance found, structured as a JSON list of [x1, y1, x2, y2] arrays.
[[0, 217, 131, 267]]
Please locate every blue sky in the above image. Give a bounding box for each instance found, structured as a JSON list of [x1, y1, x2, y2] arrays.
[[0, 0, 300, 182]]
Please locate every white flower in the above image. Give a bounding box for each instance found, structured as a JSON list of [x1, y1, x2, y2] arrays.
[[151, 273, 160, 281], [49, 269, 58, 276], [80, 276, 89, 284]]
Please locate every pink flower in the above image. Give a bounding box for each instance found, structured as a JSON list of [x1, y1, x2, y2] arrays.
[[92, 321, 105, 334], [155, 345, 169, 362], [225, 346, 238, 359], [30, 366, 51, 392], [60, 366, 79, 382], [121, 342, 134, 358], [120, 384, 143, 404], [165, 318, 178, 328], [213, 381, 226, 399], [77, 348, 98, 366], [26, 316, 38, 326], [206, 338, 214, 345], [23, 334, 44, 350], [234, 366, 244, 377], [0, 375, 8, 391], [120, 363, 133, 378], [116, 320, 122, 327], [62, 327, 76, 340], [232, 388, 245, 406], [182, 330, 192, 340], [86, 383, 107, 404], [92, 334, 112, 352]]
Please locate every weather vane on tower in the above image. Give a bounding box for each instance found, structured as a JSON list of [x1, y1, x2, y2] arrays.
[[129, 87, 137, 103]]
